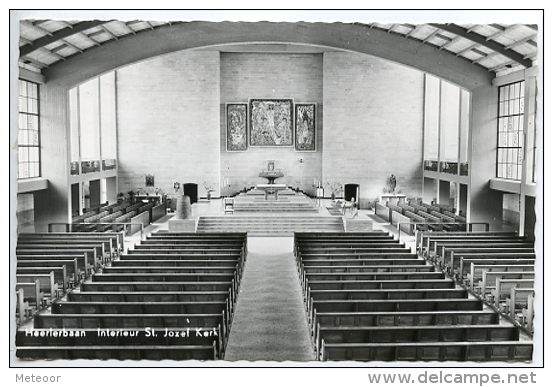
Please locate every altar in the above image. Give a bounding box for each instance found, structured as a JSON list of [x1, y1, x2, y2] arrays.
[[256, 184, 288, 200], [379, 193, 406, 205], [259, 170, 284, 184]]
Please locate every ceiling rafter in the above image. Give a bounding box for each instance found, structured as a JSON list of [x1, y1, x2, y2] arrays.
[[20, 55, 49, 68], [486, 24, 519, 41], [406, 24, 423, 37], [100, 24, 119, 40], [17, 20, 538, 76], [456, 42, 480, 57], [490, 60, 517, 72], [19, 20, 106, 57], [59, 39, 84, 53], [439, 35, 462, 51], [422, 28, 440, 43], [78, 31, 101, 47], [505, 34, 538, 49], [122, 21, 138, 35], [429, 23, 533, 68]]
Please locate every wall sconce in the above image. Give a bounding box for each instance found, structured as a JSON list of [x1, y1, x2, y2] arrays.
[[299, 158, 303, 163], [173, 182, 180, 192]]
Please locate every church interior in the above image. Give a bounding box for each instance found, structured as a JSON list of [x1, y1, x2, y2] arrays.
[[11, 14, 542, 365]]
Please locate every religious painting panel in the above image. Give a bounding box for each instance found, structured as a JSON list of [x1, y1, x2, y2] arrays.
[[226, 103, 248, 151], [295, 103, 316, 151], [249, 99, 294, 146]]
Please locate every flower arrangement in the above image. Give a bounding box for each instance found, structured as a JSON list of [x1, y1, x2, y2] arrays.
[[203, 181, 215, 200], [203, 182, 215, 193], [325, 181, 343, 199]]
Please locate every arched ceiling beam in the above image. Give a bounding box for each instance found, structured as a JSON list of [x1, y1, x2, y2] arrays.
[[429, 23, 533, 68], [42, 21, 494, 90], [19, 20, 107, 57]]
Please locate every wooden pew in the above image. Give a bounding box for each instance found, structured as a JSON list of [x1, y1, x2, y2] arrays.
[[305, 272, 447, 282], [419, 202, 441, 213], [443, 248, 536, 275], [17, 265, 69, 294], [16, 272, 59, 303], [119, 253, 242, 260], [34, 312, 226, 330], [17, 258, 81, 286], [311, 298, 482, 313], [17, 253, 91, 280], [296, 247, 412, 255], [492, 278, 535, 308], [80, 281, 233, 293], [129, 247, 244, 255], [16, 280, 44, 310], [90, 273, 239, 302], [319, 340, 533, 362], [305, 278, 456, 290], [316, 325, 520, 359], [18, 232, 123, 257], [314, 309, 500, 327], [430, 237, 531, 259], [507, 288, 534, 331], [16, 247, 100, 271], [300, 258, 422, 267], [478, 271, 535, 296], [16, 289, 31, 324], [416, 212, 442, 230], [458, 253, 536, 280], [146, 233, 248, 241], [17, 241, 109, 264], [296, 236, 401, 244], [468, 263, 535, 291], [101, 266, 238, 274], [416, 231, 517, 255], [297, 252, 417, 260], [306, 289, 468, 317], [51, 300, 229, 315], [67, 291, 230, 303], [16, 343, 218, 361], [112, 259, 240, 267], [308, 288, 467, 301], [302, 264, 436, 274], [142, 237, 246, 244]]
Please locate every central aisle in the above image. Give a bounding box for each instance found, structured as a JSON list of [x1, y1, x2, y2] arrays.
[[223, 236, 316, 361]]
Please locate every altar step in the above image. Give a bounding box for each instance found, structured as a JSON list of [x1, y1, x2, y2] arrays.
[[197, 216, 344, 236], [246, 189, 296, 196], [232, 189, 319, 213], [233, 204, 319, 213]]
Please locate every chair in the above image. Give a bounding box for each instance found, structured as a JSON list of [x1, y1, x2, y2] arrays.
[[224, 198, 234, 215], [343, 183, 359, 217]]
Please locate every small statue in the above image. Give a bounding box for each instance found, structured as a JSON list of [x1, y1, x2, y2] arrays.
[[389, 174, 397, 193]]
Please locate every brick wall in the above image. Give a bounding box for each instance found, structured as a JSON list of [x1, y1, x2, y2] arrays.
[[220, 53, 323, 194], [322, 52, 425, 203], [116, 51, 221, 197], [115, 50, 425, 200]]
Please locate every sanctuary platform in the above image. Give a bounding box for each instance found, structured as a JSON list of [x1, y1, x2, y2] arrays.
[[233, 188, 319, 213]]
